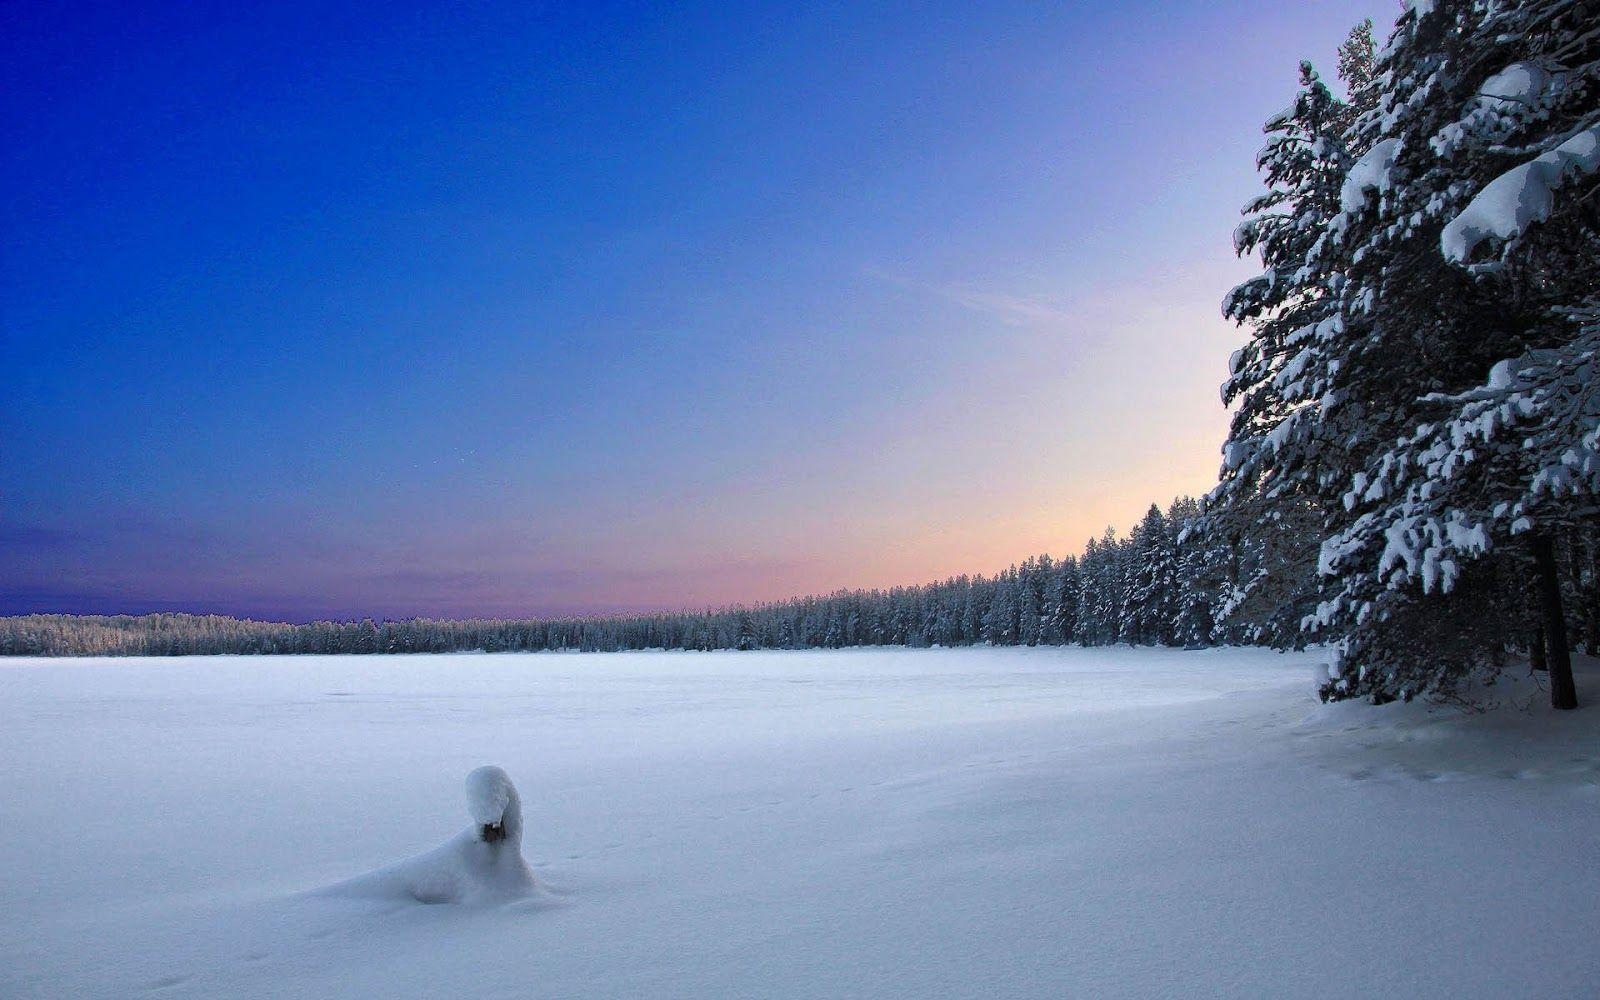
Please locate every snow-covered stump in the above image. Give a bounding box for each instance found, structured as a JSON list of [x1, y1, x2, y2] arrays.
[[321, 766, 539, 905], [466, 765, 522, 846]]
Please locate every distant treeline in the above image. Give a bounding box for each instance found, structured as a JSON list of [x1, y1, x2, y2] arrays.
[[0, 496, 1296, 657], [8, 489, 1598, 661]]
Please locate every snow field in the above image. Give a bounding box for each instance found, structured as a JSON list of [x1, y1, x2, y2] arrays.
[[1, 646, 1597, 999]]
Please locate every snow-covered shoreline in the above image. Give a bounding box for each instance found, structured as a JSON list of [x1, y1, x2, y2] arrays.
[[2, 646, 1596, 998]]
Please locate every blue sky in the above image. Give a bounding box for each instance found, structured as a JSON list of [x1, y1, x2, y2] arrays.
[[2, 1, 1384, 620]]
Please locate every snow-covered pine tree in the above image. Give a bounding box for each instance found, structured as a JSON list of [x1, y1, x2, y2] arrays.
[[982, 568, 1017, 645], [1053, 555, 1081, 643], [1225, 499, 1322, 647], [1203, 49, 1365, 647], [1018, 556, 1047, 646], [1335, 19, 1381, 143], [1314, 0, 1599, 706], [734, 609, 757, 650], [1040, 556, 1068, 643], [1216, 59, 1351, 509], [1123, 504, 1178, 645], [1168, 496, 1222, 647], [1076, 534, 1116, 646]]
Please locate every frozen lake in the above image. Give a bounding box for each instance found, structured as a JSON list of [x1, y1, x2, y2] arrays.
[[2, 646, 1597, 998]]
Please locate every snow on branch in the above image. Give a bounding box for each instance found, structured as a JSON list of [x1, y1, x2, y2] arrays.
[[1440, 125, 1600, 264]]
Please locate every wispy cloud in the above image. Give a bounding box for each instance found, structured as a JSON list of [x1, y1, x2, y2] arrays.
[[863, 266, 1078, 329]]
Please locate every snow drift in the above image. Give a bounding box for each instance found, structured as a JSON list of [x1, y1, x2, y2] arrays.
[[321, 765, 538, 905]]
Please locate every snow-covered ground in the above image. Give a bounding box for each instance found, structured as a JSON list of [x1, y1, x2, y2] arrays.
[[2, 646, 1597, 999]]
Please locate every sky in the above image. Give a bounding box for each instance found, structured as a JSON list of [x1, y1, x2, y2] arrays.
[[2, 0, 1386, 621]]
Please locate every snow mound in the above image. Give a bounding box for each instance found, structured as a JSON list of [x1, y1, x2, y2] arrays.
[[320, 765, 539, 905], [466, 765, 518, 840], [1340, 137, 1400, 214], [1476, 62, 1548, 108], [1441, 125, 1600, 263]]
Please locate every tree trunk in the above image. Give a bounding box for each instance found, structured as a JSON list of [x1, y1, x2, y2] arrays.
[[1533, 534, 1578, 710], [1588, 533, 1600, 656], [1530, 627, 1547, 672]]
